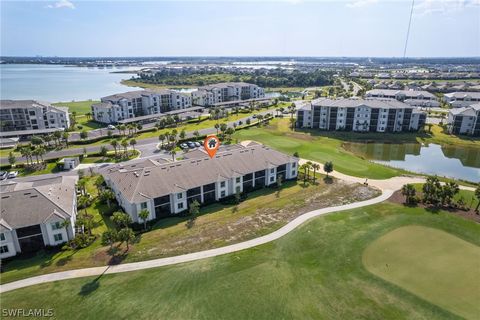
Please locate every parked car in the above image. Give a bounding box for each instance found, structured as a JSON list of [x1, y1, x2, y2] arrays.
[[107, 125, 116, 130], [0, 171, 7, 180], [252, 114, 257, 118], [180, 143, 188, 149], [7, 171, 18, 179], [194, 142, 201, 147]]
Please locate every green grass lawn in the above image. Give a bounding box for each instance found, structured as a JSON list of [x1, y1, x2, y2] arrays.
[[2, 201, 479, 319], [53, 100, 99, 115], [234, 118, 404, 179], [363, 225, 480, 320]]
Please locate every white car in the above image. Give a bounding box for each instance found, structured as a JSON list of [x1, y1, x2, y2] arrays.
[[107, 125, 116, 130], [7, 171, 18, 179]]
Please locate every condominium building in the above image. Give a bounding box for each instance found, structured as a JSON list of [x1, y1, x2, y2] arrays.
[[296, 98, 426, 133], [447, 104, 480, 136], [365, 89, 439, 107], [0, 176, 77, 259], [92, 89, 192, 123], [443, 92, 480, 108], [0, 100, 70, 132], [192, 82, 265, 107], [101, 143, 298, 222]]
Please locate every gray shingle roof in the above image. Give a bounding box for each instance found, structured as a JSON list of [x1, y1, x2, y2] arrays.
[[311, 98, 415, 109], [444, 92, 480, 99], [103, 144, 296, 203], [366, 89, 436, 99], [0, 176, 77, 229]]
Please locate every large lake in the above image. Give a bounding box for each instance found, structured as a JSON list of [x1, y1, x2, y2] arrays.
[[343, 142, 480, 183], [0, 64, 142, 102]]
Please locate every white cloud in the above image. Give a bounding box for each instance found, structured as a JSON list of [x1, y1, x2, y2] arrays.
[[346, 0, 378, 8], [414, 0, 480, 15], [47, 0, 75, 9]]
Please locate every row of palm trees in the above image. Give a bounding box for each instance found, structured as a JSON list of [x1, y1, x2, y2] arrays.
[[298, 160, 334, 184], [109, 138, 137, 158]]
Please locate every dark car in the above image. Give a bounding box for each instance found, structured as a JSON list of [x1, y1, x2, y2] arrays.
[[187, 141, 196, 148], [0, 171, 7, 180]]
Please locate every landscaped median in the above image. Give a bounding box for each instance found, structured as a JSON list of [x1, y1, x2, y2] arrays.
[[1, 199, 479, 319]]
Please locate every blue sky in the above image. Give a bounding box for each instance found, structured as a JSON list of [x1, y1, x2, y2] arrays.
[[1, 0, 479, 57]]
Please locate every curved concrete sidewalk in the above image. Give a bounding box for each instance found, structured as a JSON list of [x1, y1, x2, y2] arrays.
[[1, 190, 394, 293]]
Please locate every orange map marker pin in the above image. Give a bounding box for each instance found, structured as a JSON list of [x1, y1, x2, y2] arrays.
[[204, 135, 220, 158]]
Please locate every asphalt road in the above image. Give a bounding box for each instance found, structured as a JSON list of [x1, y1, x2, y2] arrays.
[[0, 109, 279, 165]]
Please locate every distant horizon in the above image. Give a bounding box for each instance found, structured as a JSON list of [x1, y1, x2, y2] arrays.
[[2, 55, 480, 59], [1, 1, 478, 57]]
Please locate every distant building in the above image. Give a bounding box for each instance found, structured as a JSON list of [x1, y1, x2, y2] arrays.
[[92, 89, 192, 124], [296, 98, 426, 133], [0, 100, 70, 132], [101, 143, 298, 222], [443, 92, 480, 108], [192, 82, 265, 107], [365, 89, 439, 107], [447, 104, 480, 136], [0, 176, 77, 259]]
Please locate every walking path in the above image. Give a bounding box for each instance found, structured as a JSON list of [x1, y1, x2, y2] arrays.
[[0, 190, 393, 293], [1, 159, 475, 293]]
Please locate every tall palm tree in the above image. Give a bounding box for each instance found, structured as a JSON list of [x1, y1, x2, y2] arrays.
[[121, 139, 129, 155], [305, 161, 313, 181], [312, 163, 320, 183], [129, 139, 137, 151], [170, 149, 176, 162], [110, 140, 118, 157]]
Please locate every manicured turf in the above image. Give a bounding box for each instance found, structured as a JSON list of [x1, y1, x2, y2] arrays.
[[53, 100, 99, 115], [363, 225, 480, 320], [2, 202, 479, 319], [234, 118, 404, 179]]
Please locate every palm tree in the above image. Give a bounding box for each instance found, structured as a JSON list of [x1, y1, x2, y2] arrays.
[[129, 139, 137, 151], [312, 163, 320, 183], [170, 149, 177, 162], [299, 164, 308, 184], [121, 139, 129, 155], [77, 195, 90, 215], [118, 228, 135, 251], [305, 161, 313, 181], [138, 209, 150, 231], [214, 123, 220, 134], [101, 189, 115, 208], [110, 139, 118, 157], [77, 178, 87, 195]]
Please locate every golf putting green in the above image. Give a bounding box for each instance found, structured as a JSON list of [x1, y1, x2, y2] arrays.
[[363, 225, 480, 320]]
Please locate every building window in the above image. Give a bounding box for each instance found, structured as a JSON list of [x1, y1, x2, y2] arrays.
[[0, 245, 8, 254], [141, 202, 148, 209], [0, 233, 5, 241], [54, 234, 63, 242], [270, 169, 274, 174], [177, 203, 184, 210], [220, 181, 226, 188], [270, 176, 274, 182], [236, 177, 241, 183], [292, 170, 296, 176], [177, 193, 183, 200], [220, 191, 226, 198], [51, 221, 62, 230]]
